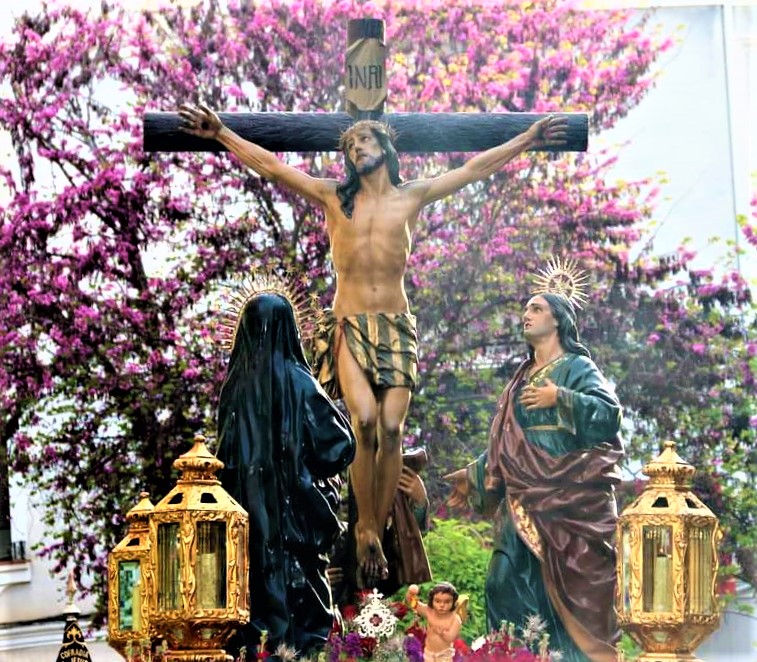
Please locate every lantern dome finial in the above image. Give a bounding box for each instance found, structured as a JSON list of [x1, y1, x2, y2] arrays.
[[173, 434, 224, 482], [642, 440, 695, 489], [125, 492, 154, 525]]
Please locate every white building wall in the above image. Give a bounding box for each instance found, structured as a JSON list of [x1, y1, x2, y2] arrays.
[[596, 3, 756, 282], [0, 478, 100, 653]]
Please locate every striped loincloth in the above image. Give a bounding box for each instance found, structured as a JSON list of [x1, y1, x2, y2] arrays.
[[312, 309, 418, 399]]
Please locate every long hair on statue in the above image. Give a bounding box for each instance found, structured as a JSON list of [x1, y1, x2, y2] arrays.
[[336, 121, 402, 219], [527, 292, 591, 360]]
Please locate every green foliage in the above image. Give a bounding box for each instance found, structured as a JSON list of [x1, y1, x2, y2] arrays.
[[412, 366, 505, 499], [617, 633, 642, 660], [405, 517, 493, 641]]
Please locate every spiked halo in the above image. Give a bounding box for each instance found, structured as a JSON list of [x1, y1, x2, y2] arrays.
[[215, 269, 321, 352], [531, 256, 589, 309]]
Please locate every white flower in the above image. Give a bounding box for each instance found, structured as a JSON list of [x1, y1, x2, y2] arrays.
[[550, 651, 564, 662], [526, 613, 547, 632], [521, 613, 547, 644], [382, 635, 405, 652], [273, 642, 299, 662], [471, 636, 488, 651]]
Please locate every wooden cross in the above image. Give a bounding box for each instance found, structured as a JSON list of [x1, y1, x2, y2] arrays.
[[143, 18, 587, 154]]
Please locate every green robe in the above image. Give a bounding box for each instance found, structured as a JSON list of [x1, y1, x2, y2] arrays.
[[471, 353, 623, 662]]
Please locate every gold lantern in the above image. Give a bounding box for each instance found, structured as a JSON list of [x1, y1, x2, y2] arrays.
[[616, 441, 722, 661], [108, 491, 155, 657], [148, 433, 249, 662]]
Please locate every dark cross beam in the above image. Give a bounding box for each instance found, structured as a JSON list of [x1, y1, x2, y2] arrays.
[[144, 19, 588, 154]]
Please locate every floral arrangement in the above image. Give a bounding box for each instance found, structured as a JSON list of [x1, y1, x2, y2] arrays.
[[121, 592, 562, 662], [298, 590, 562, 662], [461, 615, 563, 662], [315, 589, 424, 662]]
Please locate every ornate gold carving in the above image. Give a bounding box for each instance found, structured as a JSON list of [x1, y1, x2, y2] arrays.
[[628, 525, 643, 609], [527, 355, 568, 386], [181, 518, 196, 612], [507, 495, 544, 561], [139, 434, 249, 661], [107, 492, 155, 657], [616, 441, 722, 661]]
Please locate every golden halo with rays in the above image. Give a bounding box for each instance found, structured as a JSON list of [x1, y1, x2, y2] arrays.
[[531, 256, 589, 309], [215, 269, 321, 352]]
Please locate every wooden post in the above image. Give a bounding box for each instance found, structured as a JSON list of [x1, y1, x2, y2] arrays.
[[345, 18, 386, 120]]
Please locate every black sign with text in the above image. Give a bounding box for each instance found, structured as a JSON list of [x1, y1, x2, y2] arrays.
[[55, 620, 92, 662]]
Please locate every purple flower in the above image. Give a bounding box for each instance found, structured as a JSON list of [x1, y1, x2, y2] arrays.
[[343, 631, 363, 658], [404, 634, 424, 662], [327, 639, 341, 662], [227, 84, 245, 98]]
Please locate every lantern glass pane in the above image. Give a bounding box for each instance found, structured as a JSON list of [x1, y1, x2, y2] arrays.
[[642, 525, 673, 612], [117, 560, 142, 632], [157, 522, 181, 611], [686, 526, 713, 615], [620, 525, 631, 614], [197, 521, 226, 610]]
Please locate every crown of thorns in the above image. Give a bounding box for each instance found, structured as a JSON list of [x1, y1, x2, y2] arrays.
[[338, 120, 397, 151]]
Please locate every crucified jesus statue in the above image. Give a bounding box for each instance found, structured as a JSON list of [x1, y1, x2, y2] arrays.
[[179, 103, 568, 585]]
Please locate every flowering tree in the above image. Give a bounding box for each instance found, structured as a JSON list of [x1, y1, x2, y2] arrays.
[[1, 0, 754, 623]]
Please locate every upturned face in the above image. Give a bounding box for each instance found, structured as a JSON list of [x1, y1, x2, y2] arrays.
[[344, 128, 385, 175], [431, 592, 455, 614], [522, 295, 558, 341]]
